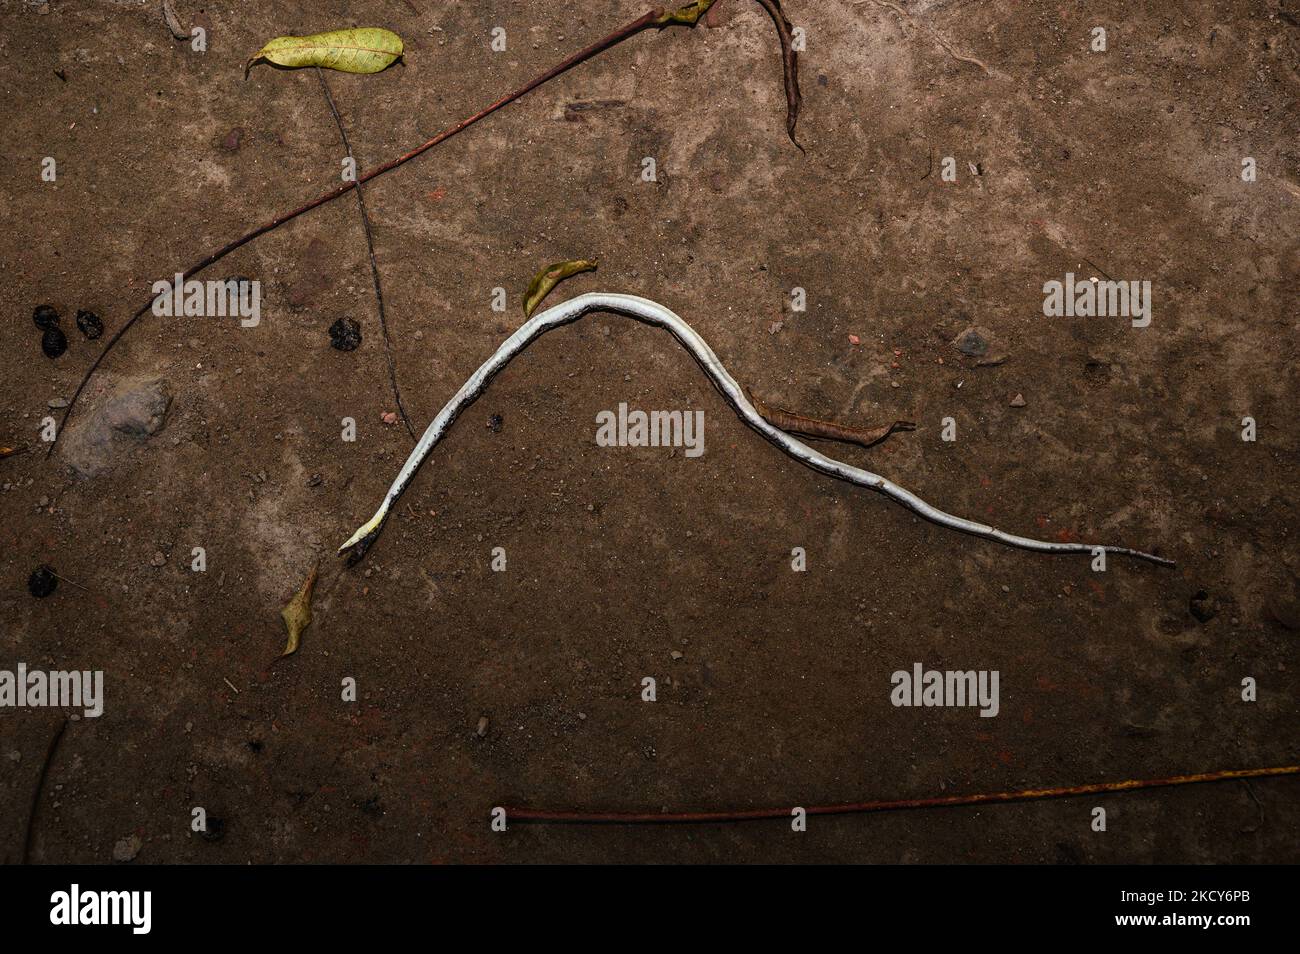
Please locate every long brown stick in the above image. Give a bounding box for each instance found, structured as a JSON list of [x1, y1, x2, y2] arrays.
[[316, 68, 416, 442], [504, 764, 1300, 824], [49, 7, 669, 455]]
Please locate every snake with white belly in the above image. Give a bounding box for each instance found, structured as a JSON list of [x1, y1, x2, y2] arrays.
[[339, 292, 1173, 569]]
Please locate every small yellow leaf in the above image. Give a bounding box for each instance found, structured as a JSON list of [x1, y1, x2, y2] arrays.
[[523, 259, 598, 318], [279, 563, 319, 658], [655, 1, 719, 27], [246, 28, 404, 78]]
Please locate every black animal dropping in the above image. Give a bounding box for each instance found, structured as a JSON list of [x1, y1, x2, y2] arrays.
[[42, 325, 68, 358], [76, 309, 104, 339], [28, 565, 58, 599], [329, 317, 362, 352], [32, 304, 60, 330]]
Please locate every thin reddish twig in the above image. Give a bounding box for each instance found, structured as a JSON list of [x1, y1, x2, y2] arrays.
[[503, 764, 1300, 824]]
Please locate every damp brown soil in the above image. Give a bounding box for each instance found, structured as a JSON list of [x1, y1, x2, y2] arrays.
[[1, 1, 1297, 863]]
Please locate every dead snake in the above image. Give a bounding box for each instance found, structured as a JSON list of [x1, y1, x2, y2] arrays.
[[340, 292, 1172, 568]]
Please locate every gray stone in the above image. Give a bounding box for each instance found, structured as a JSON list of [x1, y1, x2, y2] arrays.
[[104, 380, 171, 436], [952, 326, 993, 357], [63, 378, 172, 479], [112, 834, 142, 863]]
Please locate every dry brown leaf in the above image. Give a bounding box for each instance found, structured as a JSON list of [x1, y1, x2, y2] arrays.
[[279, 563, 318, 657]]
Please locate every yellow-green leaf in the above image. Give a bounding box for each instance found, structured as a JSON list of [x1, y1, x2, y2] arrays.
[[279, 563, 318, 658], [246, 28, 404, 78], [524, 259, 598, 318], [654, 1, 719, 27]]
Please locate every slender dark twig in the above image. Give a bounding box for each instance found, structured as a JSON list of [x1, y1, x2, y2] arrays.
[[22, 719, 68, 864], [316, 67, 416, 441]]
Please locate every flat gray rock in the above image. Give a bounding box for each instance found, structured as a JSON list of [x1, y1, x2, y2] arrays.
[[63, 378, 172, 478]]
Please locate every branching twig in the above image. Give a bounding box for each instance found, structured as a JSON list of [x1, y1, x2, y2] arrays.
[[316, 67, 416, 442], [22, 719, 68, 864], [53, 3, 799, 454]]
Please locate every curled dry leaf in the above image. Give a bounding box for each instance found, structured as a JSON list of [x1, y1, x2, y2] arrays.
[[279, 562, 319, 658], [523, 259, 598, 318], [245, 28, 404, 79], [161, 0, 187, 41], [746, 387, 915, 450]]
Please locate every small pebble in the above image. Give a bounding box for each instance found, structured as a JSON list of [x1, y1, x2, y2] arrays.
[[475, 716, 490, 738], [1010, 393, 1026, 407], [112, 835, 142, 863], [952, 326, 992, 357], [151, 551, 166, 567]]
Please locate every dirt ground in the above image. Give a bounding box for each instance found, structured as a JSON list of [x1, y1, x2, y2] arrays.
[[1, 0, 1297, 864]]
